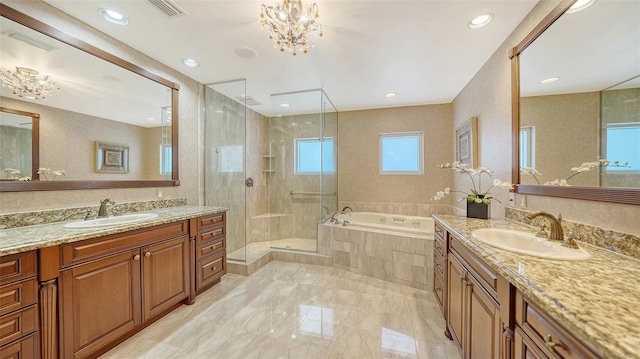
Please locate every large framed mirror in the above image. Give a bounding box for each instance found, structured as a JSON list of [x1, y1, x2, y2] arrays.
[[0, 4, 180, 192], [510, 0, 640, 205]]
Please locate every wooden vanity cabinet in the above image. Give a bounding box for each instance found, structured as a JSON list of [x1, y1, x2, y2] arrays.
[[447, 235, 502, 359], [433, 223, 447, 316], [514, 290, 598, 359], [193, 212, 226, 295], [0, 251, 39, 359], [59, 221, 190, 359]]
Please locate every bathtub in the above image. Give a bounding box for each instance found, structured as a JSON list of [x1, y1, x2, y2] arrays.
[[334, 212, 433, 239]]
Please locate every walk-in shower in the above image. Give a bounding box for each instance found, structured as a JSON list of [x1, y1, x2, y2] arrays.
[[204, 82, 337, 262]]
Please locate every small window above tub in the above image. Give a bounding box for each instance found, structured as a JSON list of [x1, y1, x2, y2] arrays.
[[379, 132, 424, 175], [294, 137, 336, 174]]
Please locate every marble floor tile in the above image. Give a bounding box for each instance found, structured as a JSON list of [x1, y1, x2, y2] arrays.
[[99, 260, 459, 359]]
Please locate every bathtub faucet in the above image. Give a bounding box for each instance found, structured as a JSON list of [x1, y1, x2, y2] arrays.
[[327, 211, 342, 224], [341, 206, 353, 214]]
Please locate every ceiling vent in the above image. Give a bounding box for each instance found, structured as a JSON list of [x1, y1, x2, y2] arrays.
[[147, 0, 187, 18], [5, 31, 57, 52], [236, 96, 263, 107]]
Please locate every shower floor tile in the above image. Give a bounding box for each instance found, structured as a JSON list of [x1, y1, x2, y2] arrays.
[[99, 261, 460, 359], [228, 238, 317, 263]]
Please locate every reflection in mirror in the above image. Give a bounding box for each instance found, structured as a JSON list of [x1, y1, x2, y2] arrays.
[[517, 0, 639, 190], [0, 5, 179, 191], [0, 107, 38, 180]]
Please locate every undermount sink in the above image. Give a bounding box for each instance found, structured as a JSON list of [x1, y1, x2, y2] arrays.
[[64, 213, 159, 229], [471, 228, 590, 261]]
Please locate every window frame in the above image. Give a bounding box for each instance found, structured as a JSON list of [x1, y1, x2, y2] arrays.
[[293, 137, 336, 175], [379, 131, 424, 175]]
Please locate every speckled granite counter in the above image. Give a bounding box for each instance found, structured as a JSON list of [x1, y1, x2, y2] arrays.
[[0, 206, 227, 255], [433, 214, 640, 359]]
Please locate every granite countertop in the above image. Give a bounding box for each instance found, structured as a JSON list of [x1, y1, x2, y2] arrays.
[[433, 214, 640, 359], [0, 206, 227, 256]]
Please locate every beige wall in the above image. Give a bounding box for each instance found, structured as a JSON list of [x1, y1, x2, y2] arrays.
[[452, 0, 640, 235], [520, 92, 600, 187], [0, 0, 202, 213], [338, 104, 453, 206]]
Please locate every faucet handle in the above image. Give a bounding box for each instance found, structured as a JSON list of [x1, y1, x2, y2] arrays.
[[535, 224, 548, 238], [83, 209, 94, 221]]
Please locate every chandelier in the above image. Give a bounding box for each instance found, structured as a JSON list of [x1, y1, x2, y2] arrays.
[[260, 0, 323, 56], [0, 67, 60, 100]]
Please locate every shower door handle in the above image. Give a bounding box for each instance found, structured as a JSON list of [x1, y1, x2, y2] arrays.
[[245, 177, 254, 188]]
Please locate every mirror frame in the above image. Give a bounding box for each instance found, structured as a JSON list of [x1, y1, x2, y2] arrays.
[[0, 107, 40, 181], [510, 0, 640, 205], [0, 4, 180, 192]]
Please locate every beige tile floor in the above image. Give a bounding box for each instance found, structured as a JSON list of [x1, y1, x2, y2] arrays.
[[99, 261, 460, 359]]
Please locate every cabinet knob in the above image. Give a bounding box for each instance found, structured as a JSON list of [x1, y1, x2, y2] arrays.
[[211, 266, 217, 271], [133, 254, 140, 261], [545, 334, 559, 351], [145, 252, 151, 257]]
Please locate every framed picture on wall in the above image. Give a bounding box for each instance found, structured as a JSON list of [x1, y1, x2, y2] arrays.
[[96, 141, 129, 173], [455, 117, 478, 168]]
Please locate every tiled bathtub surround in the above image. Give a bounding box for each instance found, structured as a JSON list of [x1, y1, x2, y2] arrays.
[[338, 201, 454, 218], [0, 198, 187, 229], [322, 222, 434, 290], [505, 206, 640, 259]]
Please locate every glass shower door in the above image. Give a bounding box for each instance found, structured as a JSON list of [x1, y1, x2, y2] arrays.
[[204, 80, 247, 261]]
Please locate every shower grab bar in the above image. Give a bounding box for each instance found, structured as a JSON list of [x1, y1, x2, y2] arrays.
[[289, 191, 336, 196]]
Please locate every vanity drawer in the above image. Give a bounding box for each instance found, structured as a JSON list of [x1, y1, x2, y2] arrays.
[[196, 252, 225, 291], [0, 279, 38, 316], [0, 331, 37, 359], [0, 304, 37, 346], [0, 251, 37, 285], [515, 291, 598, 359], [197, 213, 225, 231], [434, 223, 445, 242], [195, 225, 225, 246], [433, 270, 445, 309], [196, 237, 225, 260]]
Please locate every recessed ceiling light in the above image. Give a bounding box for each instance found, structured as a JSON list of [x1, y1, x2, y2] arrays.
[[566, 0, 596, 14], [146, 117, 156, 121], [469, 14, 493, 29], [540, 77, 560, 84], [384, 92, 397, 98], [280, 103, 290, 108], [99, 9, 128, 25], [182, 58, 200, 68]]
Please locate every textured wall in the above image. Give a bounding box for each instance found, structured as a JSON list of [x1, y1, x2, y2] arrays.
[[0, 124, 31, 178], [0, 0, 202, 213], [452, 0, 640, 235], [338, 104, 453, 208]]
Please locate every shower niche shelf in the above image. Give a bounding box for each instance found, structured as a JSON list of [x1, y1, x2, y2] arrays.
[[262, 154, 275, 173]]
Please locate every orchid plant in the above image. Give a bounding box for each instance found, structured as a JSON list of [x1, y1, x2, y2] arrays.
[[3, 168, 31, 181], [431, 162, 513, 204], [37, 168, 66, 181], [521, 159, 630, 186]]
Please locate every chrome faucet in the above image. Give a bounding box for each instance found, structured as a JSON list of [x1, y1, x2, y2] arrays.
[[526, 211, 579, 249], [341, 206, 352, 213], [98, 198, 115, 218]]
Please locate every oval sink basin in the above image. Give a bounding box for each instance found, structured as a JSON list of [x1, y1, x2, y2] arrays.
[[64, 213, 159, 229], [471, 228, 590, 261]]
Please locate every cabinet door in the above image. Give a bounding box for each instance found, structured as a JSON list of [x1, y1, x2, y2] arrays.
[[142, 236, 189, 321], [447, 253, 466, 351], [466, 273, 501, 359], [60, 250, 141, 359], [514, 326, 547, 359]]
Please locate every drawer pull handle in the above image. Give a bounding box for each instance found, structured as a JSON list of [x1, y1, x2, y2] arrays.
[[459, 272, 467, 282], [211, 266, 217, 271], [133, 255, 140, 261], [145, 252, 151, 257], [545, 335, 559, 351]]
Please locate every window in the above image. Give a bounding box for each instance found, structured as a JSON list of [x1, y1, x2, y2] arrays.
[[519, 126, 536, 169], [604, 122, 640, 173], [160, 144, 172, 175], [379, 132, 423, 174], [294, 138, 335, 174]]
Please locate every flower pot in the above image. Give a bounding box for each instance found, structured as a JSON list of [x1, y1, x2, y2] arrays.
[[467, 201, 490, 219]]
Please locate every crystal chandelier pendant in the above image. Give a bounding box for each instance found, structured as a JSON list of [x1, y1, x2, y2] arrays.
[[260, 0, 323, 56], [0, 66, 60, 100]]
